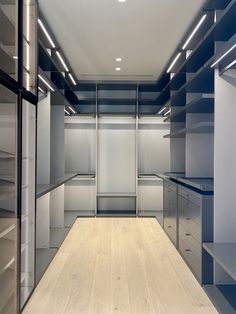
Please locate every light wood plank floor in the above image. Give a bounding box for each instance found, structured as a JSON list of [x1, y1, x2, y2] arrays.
[[24, 218, 218, 314]]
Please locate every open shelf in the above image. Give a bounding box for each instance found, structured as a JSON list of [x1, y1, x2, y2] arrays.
[[0, 150, 15, 159], [203, 243, 236, 281], [164, 94, 214, 122], [0, 7, 15, 46], [0, 220, 15, 239], [37, 173, 80, 198], [164, 122, 214, 138], [204, 284, 236, 314], [0, 268, 15, 314], [0, 238, 14, 271]]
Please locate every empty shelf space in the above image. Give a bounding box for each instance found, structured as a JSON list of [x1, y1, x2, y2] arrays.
[[0, 238, 14, 270], [204, 284, 236, 314], [36, 248, 58, 284], [184, 122, 214, 134], [0, 7, 15, 46], [0, 219, 15, 238], [164, 94, 214, 123], [203, 243, 236, 281], [0, 268, 15, 313], [50, 228, 70, 248], [0, 150, 15, 160], [0, 209, 15, 219]]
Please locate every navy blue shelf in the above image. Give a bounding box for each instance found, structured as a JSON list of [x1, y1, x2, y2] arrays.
[[204, 285, 236, 314], [165, 94, 214, 122]]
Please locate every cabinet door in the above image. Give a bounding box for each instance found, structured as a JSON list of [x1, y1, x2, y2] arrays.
[[0, 84, 18, 314], [21, 100, 36, 309]]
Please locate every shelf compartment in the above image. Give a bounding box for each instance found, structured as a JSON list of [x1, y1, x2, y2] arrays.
[[165, 94, 214, 122], [0, 150, 15, 160], [203, 243, 236, 281], [0, 7, 15, 46], [204, 284, 236, 314], [0, 237, 15, 271], [184, 121, 214, 134], [0, 268, 15, 313], [0, 219, 15, 239]]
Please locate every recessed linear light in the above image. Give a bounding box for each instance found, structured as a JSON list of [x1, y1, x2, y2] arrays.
[[56, 51, 69, 72], [38, 74, 55, 92], [182, 14, 207, 50], [211, 44, 236, 68], [167, 52, 181, 73], [68, 73, 77, 86], [13, 56, 18, 59], [115, 67, 121, 71], [64, 108, 70, 115], [38, 86, 45, 93], [158, 106, 167, 114], [118, 0, 126, 2], [38, 18, 56, 48], [69, 106, 76, 114], [116, 58, 122, 62], [164, 108, 171, 116], [223, 59, 236, 72]]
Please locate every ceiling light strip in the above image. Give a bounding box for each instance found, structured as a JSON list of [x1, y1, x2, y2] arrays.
[[223, 59, 236, 72], [167, 52, 181, 73], [56, 51, 69, 72], [182, 14, 207, 50], [38, 74, 55, 92], [64, 108, 70, 115], [164, 108, 171, 116], [158, 106, 167, 114], [68, 73, 76, 86], [38, 18, 56, 48], [211, 44, 236, 68], [69, 106, 76, 114]]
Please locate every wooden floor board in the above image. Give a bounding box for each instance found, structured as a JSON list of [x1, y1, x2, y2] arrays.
[[23, 218, 218, 314]]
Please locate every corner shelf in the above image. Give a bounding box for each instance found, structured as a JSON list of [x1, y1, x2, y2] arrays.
[[203, 243, 236, 281], [204, 284, 236, 314]]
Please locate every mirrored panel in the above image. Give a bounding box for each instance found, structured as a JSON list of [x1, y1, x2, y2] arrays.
[[0, 0, 18, 80], [0, 83, 18, 314]]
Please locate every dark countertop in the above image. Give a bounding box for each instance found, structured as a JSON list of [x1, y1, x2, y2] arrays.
[[37, 173, 86, 198], [156, 172, 214, 192]]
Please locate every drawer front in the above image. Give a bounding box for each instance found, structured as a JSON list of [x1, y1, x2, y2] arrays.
[[178, 185, 201, 207], [165, 216, 177, 232], [178, 195, 201, 226], [179, 216, 201, 242], [179, 236, 201, 281], [164, 220, 177, 247], [164, 180, 177, 193], [179, 224, 201, 258]]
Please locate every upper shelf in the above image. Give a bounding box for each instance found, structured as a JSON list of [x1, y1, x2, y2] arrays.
[[203, 243, 236, 281], [164, 94, 214, 122]]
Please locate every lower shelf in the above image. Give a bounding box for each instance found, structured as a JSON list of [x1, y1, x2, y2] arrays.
[[36, 248, 57, 284], [204, 285, 236, 314]]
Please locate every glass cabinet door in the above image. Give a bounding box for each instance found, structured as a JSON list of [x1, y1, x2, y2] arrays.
[[23, 0, 37, 95], [0, 0, 18, 80], [0, 83, 18, 314], [21, 99, 36, 309]]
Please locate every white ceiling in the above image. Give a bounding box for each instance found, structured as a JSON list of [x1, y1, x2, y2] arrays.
[[38, 0, 205, 82]]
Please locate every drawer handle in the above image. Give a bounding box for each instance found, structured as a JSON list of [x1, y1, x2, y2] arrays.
[[185, 249, 191, 252], [168, 226, 172, 228], [185, 233, 191, 236]]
